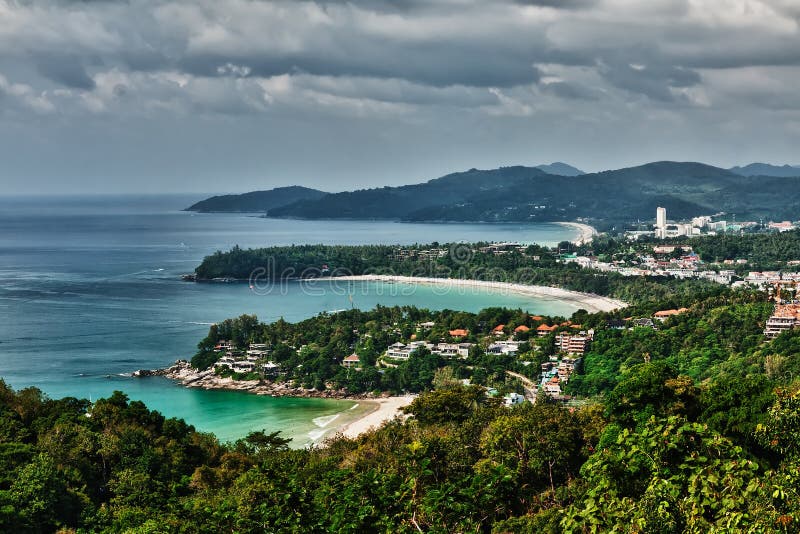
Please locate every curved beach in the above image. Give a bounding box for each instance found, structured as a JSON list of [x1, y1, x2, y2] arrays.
[[558, 221, 598, 245], [329, 275, 626, 313], [335, 395, 416, 439]]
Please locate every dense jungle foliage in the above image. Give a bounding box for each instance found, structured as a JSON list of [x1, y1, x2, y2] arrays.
[[2, 349, 800, 532]]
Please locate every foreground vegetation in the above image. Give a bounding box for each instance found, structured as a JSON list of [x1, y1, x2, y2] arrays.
[[1, 364, 799, 532], [4, 284, 800, 531]]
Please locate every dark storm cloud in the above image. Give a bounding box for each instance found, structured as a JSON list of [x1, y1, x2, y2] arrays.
[[1, 0, 800, 194], [600, 61, 701, 102], [35, 55, 96, 89], [540, 80, 599, 100], [511, 0, 596, 8]]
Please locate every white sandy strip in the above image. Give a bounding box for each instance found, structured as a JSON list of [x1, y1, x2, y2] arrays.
[[338, 395, 415, 439], [331, 275, 626, 313], [557, 221, 598, 245]]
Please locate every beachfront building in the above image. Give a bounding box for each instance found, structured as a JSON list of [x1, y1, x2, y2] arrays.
[[262, 362, 280, 376], [214, 340, 235, 352]]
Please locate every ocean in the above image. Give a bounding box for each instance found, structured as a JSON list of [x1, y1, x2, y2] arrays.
[[0, 194, 580, 445]]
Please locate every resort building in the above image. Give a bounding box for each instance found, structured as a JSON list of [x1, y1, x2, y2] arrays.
[[487, 340, 521, 356], [764, 304, 800, 339], [555, 330, 594, 355], [536, 324, 558, 337], [435, 343, 473, 358]]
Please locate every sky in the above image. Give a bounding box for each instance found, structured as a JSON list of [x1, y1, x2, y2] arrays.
[[1, 0, 800, 194]]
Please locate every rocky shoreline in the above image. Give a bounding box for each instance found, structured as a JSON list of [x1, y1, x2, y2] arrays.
[[134, 360, 384, 400]]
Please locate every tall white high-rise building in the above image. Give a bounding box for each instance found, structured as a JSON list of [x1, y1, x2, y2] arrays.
[[656, 207, 667, 229]]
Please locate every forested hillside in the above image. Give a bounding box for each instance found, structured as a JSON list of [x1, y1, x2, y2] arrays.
[[185, 186, 327, 213], [260, 161, 800, 223], [2, 289, 800, 531]]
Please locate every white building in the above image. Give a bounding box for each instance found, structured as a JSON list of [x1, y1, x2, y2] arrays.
[[504, 392, 525, 406], [656, 207, 667, 230]]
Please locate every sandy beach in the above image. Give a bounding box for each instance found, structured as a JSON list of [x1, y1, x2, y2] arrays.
[[336, 395, 416, 439], [330, 275, 626, 313], [558, 221, 598, 245]]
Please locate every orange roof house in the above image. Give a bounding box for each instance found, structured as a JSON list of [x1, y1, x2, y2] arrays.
[[342, 354, 361, 367], [536, 324, 558, 336], [514, 325, 530, 333], [493, 324, 506, 333], [449, 329, 469, 337], [531, 316, 544, 321], [654, 308, 688, 319]]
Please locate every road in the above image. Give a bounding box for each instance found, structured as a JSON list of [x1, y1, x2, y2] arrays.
[[505, 370, 538, 402]]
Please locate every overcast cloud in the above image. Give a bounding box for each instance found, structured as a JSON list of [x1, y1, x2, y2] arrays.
[[1, 0, 799, 194]]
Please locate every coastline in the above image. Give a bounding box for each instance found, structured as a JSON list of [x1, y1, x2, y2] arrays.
[[329, 274, 626, 313], [334, 395, 415, 439], [558, 221, 598, 245], [142, 361, 415, 441]]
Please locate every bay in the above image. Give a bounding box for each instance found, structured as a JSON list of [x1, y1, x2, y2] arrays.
[[0, 194, 580, 445]]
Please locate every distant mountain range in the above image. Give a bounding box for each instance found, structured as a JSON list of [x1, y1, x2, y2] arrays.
[[186, 161, 800, 224], [728, 163, 800, 177], [185, 186, 327, 213], [534, 162, 585, 176]]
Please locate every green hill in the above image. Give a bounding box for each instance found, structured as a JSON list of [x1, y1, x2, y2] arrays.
[[185, 185, 328, 213], [272, 161, 800, 223], [188, 162, 800, 223], [729, 162, 800, 177]]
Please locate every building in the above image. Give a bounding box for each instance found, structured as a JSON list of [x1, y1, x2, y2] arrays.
[[435, 343, 473, 358], [504, 392, 525, 406], [654, 308, 688, 321], [536, 324, 558, 337], [555, 331, 593, 355], [262, 362, 280, 376], [656, 206, 667, 230], [342, 354, 361, 368], [449, 329, 469, 338], [769, 221, 796, 232], [487, 340, 521, 356], [764, 304, 800, 338]]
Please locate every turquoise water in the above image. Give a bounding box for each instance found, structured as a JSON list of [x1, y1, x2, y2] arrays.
[[0, 195, 579, 444]]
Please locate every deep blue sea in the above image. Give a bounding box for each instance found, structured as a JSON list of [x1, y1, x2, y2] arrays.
[[0, 194, 579, 444]]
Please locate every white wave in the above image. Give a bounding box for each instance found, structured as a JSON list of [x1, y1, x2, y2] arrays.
[[307, 429, 327, 441], [312, 413, 340, 428], [186, 321, 215, 326]]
